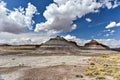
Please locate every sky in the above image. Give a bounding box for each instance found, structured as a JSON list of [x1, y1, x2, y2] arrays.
[[0, 0, 120, 48]]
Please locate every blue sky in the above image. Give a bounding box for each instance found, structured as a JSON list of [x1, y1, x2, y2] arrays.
[[68, 7, 120, 39], [0, 0, 120, 47]]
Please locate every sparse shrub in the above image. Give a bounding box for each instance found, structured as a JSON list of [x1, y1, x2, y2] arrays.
[[75, 74, 83, 78], [85, 53, 120, 79], [85, 70, 94, 76], [19, 63, 24, 67], [103, 64, 108, 67], [12, 58, 15, 60], [96, 74, 105, 80], [106, 67, 118, 73], [94, 71, 100, 76], [88, 65, 96, 70], [62, 62, 66, 65], [114, 73, 120, 80], [97, 67, 105, 72], [90, 62, 95, 65], [101, 55, 108, 58]]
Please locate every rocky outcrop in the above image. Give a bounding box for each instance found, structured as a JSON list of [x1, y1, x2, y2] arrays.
[[32, 36, 80, 55], [28, 37, 113, 56], [84, 40, 110, 50], [40, 36, 79, 49]]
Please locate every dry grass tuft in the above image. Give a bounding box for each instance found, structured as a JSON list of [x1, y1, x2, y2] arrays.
[[85, 53, 120, 80]]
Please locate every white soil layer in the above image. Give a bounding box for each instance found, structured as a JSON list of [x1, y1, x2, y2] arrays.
[[1, 71, 22, 80], [0, 55, 90, 67], [0, 55, 91, 80]]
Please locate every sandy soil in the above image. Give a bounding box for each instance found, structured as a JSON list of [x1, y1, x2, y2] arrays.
[[0, 55, 91, 80]]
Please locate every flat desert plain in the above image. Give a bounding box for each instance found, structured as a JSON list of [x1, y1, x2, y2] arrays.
[[0, 53, 119, 80], [0, 55, 91, 80], [0, 46, 119, 80]]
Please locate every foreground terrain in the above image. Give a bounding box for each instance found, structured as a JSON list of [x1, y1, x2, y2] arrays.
[[0, 45, 119, 80], [0, 53, 119, 80], [85, 54, 120, 80], [0, 55, 90, 80]]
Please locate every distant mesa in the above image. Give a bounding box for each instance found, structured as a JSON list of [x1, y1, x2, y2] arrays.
[[0, 36, 110, 51], [40, 36, 79, 50], [84, 39, 110, 50], [31, 36, 80, 55], [0, 44, 11, 46], [0, 36, 117, 56], [29, 37, 113, 55]]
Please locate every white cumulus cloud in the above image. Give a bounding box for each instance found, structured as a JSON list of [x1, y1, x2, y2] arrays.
[[64, 35, 120, 48], [25, 3, 38, 30], [0, 1, 38, 34], [105, 21, 120, 29], [35, 0, 120, 34], [101, 0, 120, 9], [0, 32, 53, 45], [64, 35, 90, 46], [35, 0, 102, 33], [104, 29, 115, 37], [85, 18, 92, 22], [0, 33, 120, 48]]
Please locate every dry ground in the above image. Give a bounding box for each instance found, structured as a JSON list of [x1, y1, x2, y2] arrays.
[[18, 65, 90, 80], [0, 55, 91, 80], [17, 53, 120, 80], [0, 53, 119, 80], [0, 45, 118, 56], [85, 53, 120, 80], [0, 47, 119, 80]]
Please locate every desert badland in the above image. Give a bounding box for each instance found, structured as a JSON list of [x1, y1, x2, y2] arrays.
[[0, 36, 119, 80], [0, 0, 120, 80]]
